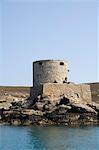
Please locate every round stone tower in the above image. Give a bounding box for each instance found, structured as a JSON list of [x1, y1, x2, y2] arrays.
[[33, 60, 69, 86]]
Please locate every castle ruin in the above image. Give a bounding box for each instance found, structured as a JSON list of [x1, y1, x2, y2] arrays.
[[31, 60, 97, 104], [0, 59, 99, 125]]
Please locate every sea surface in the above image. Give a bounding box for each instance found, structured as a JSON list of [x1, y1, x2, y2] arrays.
[[0, 125, 99, 150]]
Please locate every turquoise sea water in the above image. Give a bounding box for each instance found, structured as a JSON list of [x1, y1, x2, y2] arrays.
[[0, 125, 99, 150]]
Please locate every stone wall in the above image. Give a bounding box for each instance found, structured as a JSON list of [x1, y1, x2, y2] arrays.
[[30, 85, 43, 99], [79, 84, 92, 103], [88, 83, 99, 104], [33, 60, 68, 86], [1, 82, 99, 105], [42, 83, 92, 103]]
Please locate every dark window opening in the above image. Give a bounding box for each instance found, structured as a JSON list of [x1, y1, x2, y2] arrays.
[[54, 80, 57, 83], [75, 93, 80, 98], [65, 77, 67, 81], [60, 62, 64, 65], [63, 77, 67, 83], [39, 62, 42, 65], [67, 82, 70, 84]]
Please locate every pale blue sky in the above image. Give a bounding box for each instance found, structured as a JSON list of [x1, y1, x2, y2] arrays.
[[0, 0, 98, 86]]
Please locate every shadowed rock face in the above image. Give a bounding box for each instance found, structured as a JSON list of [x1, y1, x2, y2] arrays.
[[0, 93, 99, 126], [59, 97, 70, 105]]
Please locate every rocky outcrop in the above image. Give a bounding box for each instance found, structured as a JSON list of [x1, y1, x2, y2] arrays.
[[69, 103, 97, 114], [87, 102, 99, 113], [0, 94, 99, 126]]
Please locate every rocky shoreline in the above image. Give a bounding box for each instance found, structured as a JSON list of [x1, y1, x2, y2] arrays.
[[0, 93, 99, 126]]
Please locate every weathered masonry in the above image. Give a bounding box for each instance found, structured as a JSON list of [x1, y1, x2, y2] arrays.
[[33, 60, 69, 86], [31, 59, 99, 104]]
